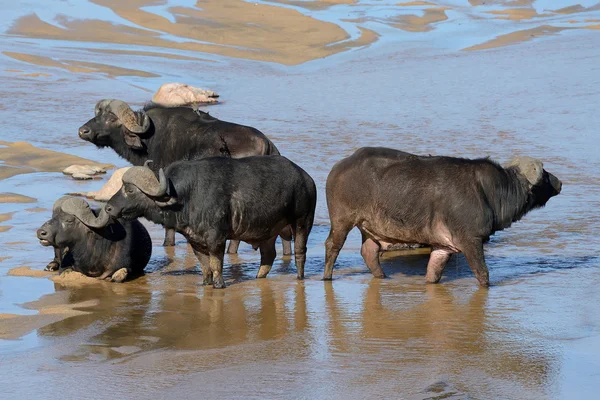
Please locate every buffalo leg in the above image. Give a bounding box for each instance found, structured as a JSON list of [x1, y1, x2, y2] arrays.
[[257, 237, 277, 279], [45, 247, 64, 271], [323, 224, 351, 280], [209, 246, 227, 289], [425, 248, 452, 284], [193, 249, 212, 286], [280, 225, 293, 257], [294, 219, 313, 280], [360, 236, 386, 279], [163, 228, 176, 247], [461, 239, 490, 287], [226, 240, 241, 254]]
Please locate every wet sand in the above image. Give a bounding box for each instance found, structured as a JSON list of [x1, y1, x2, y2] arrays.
[[1, 0, 600, 399]]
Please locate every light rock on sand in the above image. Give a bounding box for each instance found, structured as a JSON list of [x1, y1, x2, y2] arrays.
[[63, 164, 108, 180], [71, 167, 130, 201], [152, 82, 219, 107]]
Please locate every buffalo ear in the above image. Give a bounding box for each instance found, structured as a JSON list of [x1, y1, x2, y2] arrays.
[[123, 132, 144, 150]]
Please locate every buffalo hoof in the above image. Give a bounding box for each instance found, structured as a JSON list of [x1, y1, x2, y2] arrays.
[[202, 278, 213, 286], [111, 268, 128, 283], [296, 275, 304, 281], [212, 279, 226, 289], [162, 239, 175, 247], [45, 261, 60, 271], [373, 273, 387, 279], [256, 265, 272, 279]]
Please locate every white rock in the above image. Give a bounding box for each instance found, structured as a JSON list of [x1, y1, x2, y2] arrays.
[[63, 164, 107, 176], [72, 173, 92, 180], [152, 82, 219, 107]]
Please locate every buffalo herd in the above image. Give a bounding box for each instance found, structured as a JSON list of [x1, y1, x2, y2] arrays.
[[37, 99, 562, 288]]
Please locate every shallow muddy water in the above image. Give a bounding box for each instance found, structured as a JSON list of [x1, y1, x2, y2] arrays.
[[1, 1, 599, 399]]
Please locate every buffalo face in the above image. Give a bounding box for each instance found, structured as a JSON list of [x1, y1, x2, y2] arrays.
[[507, 156, 562, 211], [38, 197, 111, 247], [79, 99, 151, 149], [530, 169, 562, 209], [106, 163, 178, 220], [37, 212, 83, 248], [105, 183, 153, 221]]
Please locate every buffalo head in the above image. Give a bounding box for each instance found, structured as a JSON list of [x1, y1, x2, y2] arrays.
[[78, 99, 151, 150], [506, 156, 562, 210], [37, 197, 111, 247], [105, 160, 177, 220]]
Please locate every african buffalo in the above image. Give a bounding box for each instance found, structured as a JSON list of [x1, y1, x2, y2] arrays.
[[104, 156, 317, 289], [37, 196, 152, 282], [78, 99, 290, 255], [323, 147, 562, 286]]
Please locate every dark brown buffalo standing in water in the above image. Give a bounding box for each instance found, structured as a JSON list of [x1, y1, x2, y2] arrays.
[[323, 147, 562, 286], [77, 99, 291, 254]]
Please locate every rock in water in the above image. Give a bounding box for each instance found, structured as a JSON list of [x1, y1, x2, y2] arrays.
[[71, 173, 93, 180], [63, 164, 107, 177], [151, 82, 219, 107]]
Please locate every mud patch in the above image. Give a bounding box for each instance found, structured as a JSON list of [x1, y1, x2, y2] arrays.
[[7, 2, 378, 66], [0, 140, 113, 180], [0, 295, 98, 340], [0, 193, 36, 203], [464, 25, 568, 51], [3, 51, 159, 78], [51, 269, 105, 286], [7, 266, 54, 278], [0, 211, 15, 232]]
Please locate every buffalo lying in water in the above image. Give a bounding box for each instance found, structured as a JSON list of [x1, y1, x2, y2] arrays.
[[323, 147, 562, 286], [77, 99, 290, 254], [37, 197, 151, 282], [104, 156, 317, 289]]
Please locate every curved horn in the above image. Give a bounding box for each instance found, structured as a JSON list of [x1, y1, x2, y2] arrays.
[[60, 198, 111, 228], [122, 167, 168, 197], [144, 159, 154, 169], [155, 196, 178, 208], [108, 100, 150, 134], [507, 156, 543, 185], [95, 99, 113, 116], [52, 196, 74, 213]]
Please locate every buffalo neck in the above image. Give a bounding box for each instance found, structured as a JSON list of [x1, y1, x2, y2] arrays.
[[110, 129, 151, 166], [483, 166, 532, 232]]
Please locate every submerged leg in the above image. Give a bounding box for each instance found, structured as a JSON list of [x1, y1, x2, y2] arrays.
[[425, 248, 452, 284], [257, 236, 277, 279], [209, 245, 227, 289], [163, 228, 176, 247], [45, 247, 64, 271], [193, 249, 212, 286], [294, 218, 313, 280], [280, 225, 293, 257], [323, 223, 352, 280], [360, 236, 385, 279], [226, 240, 241, 254], [461, 239, 490, 287]]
